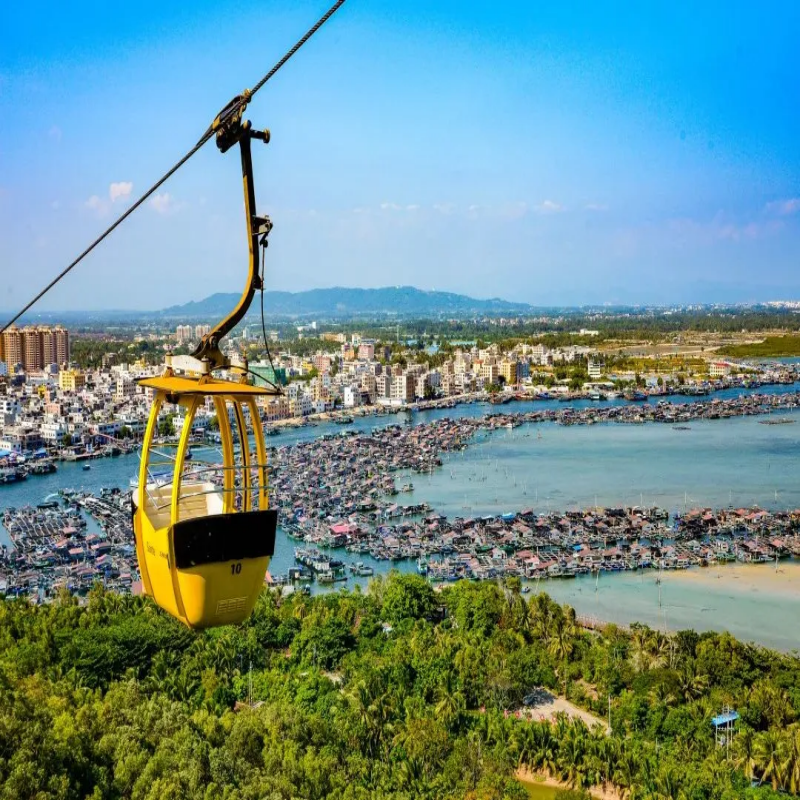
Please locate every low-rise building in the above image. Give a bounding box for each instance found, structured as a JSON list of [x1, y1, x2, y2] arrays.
[[59, 370, 86, 392], [391, 374, 415, 404], [709, 361, 732, 377]]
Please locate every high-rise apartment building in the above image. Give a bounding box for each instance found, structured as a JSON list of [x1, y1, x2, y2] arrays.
[[0, 326, 69, 371], [194, 324, 210, 340], [41, 328, 56, 366], [176, 325, 193, 344], [39, 326, 68, 366], [23, 328, 43, 372], [20, 326, 70, 371], [1, 327, 23, 369], [53, 326, 69, 365]]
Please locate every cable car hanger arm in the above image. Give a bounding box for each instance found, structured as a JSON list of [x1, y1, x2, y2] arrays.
[[190, 109, 272, 373]]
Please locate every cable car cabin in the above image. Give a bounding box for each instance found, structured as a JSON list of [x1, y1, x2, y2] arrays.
[[133, 374, 277, 629]]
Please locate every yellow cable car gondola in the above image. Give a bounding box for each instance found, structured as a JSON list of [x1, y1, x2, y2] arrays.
[[132, 100, 280, 629]]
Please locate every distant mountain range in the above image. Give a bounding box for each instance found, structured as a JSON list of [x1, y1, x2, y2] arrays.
[[159, 286, 535, 319]]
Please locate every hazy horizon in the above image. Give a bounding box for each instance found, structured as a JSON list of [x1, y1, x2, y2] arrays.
[[3, 284, 800, 320]]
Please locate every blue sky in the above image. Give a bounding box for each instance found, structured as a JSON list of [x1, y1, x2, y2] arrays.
[[1, 0, 799, 310]]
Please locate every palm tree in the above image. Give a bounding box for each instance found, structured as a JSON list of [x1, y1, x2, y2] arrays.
[[523, 721, 558, 776], [749, 681, 796, 729], [612, 746, 640, 798], [166, 668, 200, 704], [548, 607, 577, 697], [652, 765, 682, 800], [434, 682, 465, 732], [530, 592, 554, 642], [732, 725, 757, 783], [591, 726, 617, 789], [513, 724, 537, 770], [509, 593, 530, 634], [646, 630, 669, 671], [556, 721, 589, 788], [754, 728, 786, 790], [649, 682, 676, 709], [780, 725, 800, 794], [629, 626, 651, 673], [676, 669, 709, 703]]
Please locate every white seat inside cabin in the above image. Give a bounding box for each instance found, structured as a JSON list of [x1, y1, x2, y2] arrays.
[[143, 481, 225, 530]]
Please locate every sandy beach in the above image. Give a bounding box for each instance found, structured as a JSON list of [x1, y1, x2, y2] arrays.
[[664, 561, 800, 598]]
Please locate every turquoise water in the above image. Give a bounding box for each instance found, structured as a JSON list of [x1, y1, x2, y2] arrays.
[[539, 566, 800, 653], [406, 412, 800, 518], [2, 385, 800, 649]]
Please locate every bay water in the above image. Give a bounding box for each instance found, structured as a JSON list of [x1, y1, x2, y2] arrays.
[[3, 385, 800, 650]]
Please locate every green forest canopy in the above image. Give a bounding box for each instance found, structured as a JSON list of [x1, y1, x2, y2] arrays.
[[0, 576, 797, 799]]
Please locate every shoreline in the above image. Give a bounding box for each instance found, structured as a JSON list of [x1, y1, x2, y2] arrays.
[[658, 559, 800, 597], [516, 767, 622, 800], [266, 382, 799, 429]]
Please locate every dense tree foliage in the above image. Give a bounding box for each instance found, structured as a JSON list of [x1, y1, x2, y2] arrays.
[[0, 577, 798, 799], [717, 334, 800, 358], [71, 338, 164, 369]]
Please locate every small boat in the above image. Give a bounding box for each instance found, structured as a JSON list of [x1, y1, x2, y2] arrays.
[[82, 464, 91, 471]]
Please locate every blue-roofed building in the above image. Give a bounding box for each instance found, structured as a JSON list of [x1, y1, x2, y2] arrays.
[[712, 710, 739, 727]]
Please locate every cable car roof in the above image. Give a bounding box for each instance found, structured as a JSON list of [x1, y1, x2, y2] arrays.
[[138, 375, 278, 396]]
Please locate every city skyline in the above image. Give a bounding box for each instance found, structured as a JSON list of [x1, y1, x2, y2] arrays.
[[2, 1, 800, 311]]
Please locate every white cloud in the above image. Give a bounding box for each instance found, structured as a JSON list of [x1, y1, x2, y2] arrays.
[[534, 200, 564, 213], [150, 192, 179, 215], [379, 202, 402, 211], [585, 203, 608, 212], [109, 181, 133, 203], [84, 195, 108, 217], [433, 202, 455, 214], [765, 198, 800, 217]]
